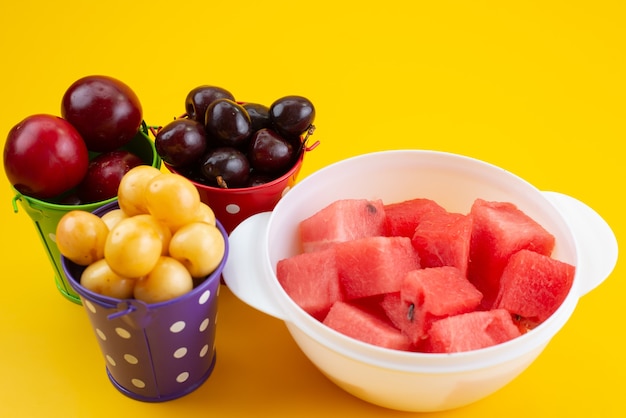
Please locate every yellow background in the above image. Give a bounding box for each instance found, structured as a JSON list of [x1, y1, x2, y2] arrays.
[[0, 1, 624, 416]]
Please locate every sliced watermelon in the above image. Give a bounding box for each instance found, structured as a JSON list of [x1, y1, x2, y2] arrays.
[[276, 247, 342, 319], [299, 199, 386, 253], [383, 198, 447, 238], [397, 266, 483, 343], [426, 309, 522, 353], [468, 199, 556, 308], [494, 249, 575, 324], [411, 211, 473, 276], [323, 301, 412, 351], [379, 292, 407, 331], [335, 236, 421, 300], [277, 195, 574, 353]]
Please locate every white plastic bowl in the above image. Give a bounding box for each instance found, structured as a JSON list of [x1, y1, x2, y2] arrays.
[[222, 150, 618, 412]]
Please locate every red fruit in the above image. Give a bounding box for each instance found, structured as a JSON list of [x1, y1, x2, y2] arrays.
[[3, 114, 89, 199], [494, 249, 575, 324], [411, 211, 473, 276], [61, 75, 143, 152], [334, 236, 421, 300], [155, 118, 207, 168], [76, 150, 144, 203], [383, 198, 447, 238], [276, 247, 341, 320], [323, 301, 412, 351], [467, 199, 556, 308], [426, 309, 521, 354], [299, 199, 386, 253], [248, 128, 295, 175]]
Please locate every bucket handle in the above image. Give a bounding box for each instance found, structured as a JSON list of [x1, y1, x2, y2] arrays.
[[11, 194, 21, 213], [11, 192, 45, 220], [108, 299, 154, 329]]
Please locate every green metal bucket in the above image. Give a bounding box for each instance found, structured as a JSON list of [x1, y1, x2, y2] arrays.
[[11, 124, 161, 304]]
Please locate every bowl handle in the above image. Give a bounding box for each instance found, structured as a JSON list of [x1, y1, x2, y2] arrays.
[[222, 212, 287, 320], [542, 191, 618, 296]]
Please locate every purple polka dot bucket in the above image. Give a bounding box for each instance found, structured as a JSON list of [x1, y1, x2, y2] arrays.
[[62, 201, 228, 402]]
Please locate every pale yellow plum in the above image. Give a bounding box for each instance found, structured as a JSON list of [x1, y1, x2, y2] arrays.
[[56, 210, 109, 266], [192, 202, 216, 226], [133, 256, 193, 303], [133, 214, 172, 256], [169, 222, 225, 278], [100, 208, 128, 231], [144, 173, 201, 231], [104, 215, 162, 278], [117, 165, 162, 216], [80, 258, 135, 299]]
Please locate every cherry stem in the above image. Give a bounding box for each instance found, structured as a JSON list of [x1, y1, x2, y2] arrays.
[[216, 175, 228, 189]]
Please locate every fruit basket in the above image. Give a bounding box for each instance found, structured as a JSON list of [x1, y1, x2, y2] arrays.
[[61, 200, 228, 402], [12, 123, 161, 304], [152, 86, 321, 234]]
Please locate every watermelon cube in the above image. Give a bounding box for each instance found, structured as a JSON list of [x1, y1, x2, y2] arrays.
[[383, 198, 447, 238], [411, 211, 473, 276], [276, 248, 342, 319], [494, 249, 576, 324], [323, 301, 412, 351], [379, 292, 406, 331], [397, 266, 483, 343], [299, 199, 386, 253], [468, 199, 556, 308], [426, 309, 522, 353], [335, 236, 421, 300]]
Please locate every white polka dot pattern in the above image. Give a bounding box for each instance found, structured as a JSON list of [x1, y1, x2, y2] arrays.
[[225, 204, 241, 214], [79, 280, 220, 402]]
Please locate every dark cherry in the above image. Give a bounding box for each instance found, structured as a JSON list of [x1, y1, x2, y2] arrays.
[[185, 85, 235, 123], [269, 95, 315, 139], [248, 128, 294, 175], [242, 102, 271, 133], [205, 99, 252, 148], [200, 147, 250, 188], [155, 118, 207, 167], [246, 172, 275, 187]]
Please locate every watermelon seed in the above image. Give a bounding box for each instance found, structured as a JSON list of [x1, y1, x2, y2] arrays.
[[407, 303, 415, 322], [366, 203, 378, 214]]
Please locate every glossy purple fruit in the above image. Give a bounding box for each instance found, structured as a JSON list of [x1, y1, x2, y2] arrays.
[[77, 150, 143, 203], [248, 128, 294, 175], [155, 118, 207, 167], [61, 75, 143, 152], [205, 99, 252, 148], [185, 85, 235, 123], [269, 95, 315, 139], [200, 147, 250, 188], [246, 172, 275, 187], [243, 102, 271, 133]]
